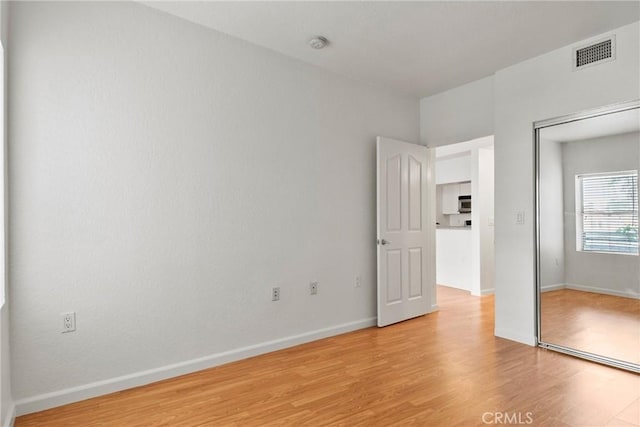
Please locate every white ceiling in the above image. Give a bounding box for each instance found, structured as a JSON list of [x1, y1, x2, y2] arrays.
[[143, 1, 640, 97], [541, 108, 640, 143]]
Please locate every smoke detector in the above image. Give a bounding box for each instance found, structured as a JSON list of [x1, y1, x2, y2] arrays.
[[309, 36, 329, 50]]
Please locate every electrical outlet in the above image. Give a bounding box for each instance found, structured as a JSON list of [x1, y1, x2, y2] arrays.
[[310, 281, 319, 295], [62, 312, 76, 333], [355, 276, 362, 288], [272, 287, 280, 301], [516, 211, 525, 225]]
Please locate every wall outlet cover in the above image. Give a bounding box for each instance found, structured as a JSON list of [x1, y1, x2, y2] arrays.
[[62, 312, 76, 333]]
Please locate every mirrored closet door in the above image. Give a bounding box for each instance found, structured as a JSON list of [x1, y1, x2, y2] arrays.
[[535, 100, 640, 372]]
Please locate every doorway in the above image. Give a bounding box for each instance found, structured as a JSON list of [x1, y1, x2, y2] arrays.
[[434, 136, 495, 308]]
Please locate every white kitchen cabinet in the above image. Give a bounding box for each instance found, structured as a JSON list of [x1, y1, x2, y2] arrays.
[[441, 181, 471, 214], [459, 182, 471, 196], [442, 184, 459, 214]]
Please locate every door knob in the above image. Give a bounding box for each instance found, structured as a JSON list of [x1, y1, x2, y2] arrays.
[[378, 239, 391, 245]]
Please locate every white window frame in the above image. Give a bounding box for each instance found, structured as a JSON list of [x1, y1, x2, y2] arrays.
[[575, 170, 638, 256]]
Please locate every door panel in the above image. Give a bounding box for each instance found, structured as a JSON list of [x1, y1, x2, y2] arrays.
[[386, 250, 403, 303], [408, 155, 422, 231], [386, 155, 402, 231], [408, 247, 423, 298], [377, 136, 435, 327]]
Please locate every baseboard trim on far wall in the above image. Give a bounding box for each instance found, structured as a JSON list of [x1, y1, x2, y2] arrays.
[[14, 317, 377, 417], [480, 288, 495, 295], [2, 403, 15, 427], [541, 282, 640, 299], [565, 283, 640, 299], [541, 283, 565, 292]]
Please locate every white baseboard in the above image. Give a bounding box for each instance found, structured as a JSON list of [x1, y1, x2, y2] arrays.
[[437, 283, 470, 292], [481, 288, 495, 295], [2, 403, 15, 427], [541, 283, 566, 292], [565, 283, 640, 299], [541, 283, 639, 299], [15, 317, 376, 416], [494, 327, 536, 346], [431, 304, 439, 311]]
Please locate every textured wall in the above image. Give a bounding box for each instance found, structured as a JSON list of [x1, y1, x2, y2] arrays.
[[9, 1, 419, 408], [494, 21, 640, 344]]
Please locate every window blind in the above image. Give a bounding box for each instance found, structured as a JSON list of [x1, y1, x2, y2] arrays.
[[580, 172, 638, 254]]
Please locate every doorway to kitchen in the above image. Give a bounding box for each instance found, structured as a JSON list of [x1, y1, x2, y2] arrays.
[[435, 136, 495, 308]]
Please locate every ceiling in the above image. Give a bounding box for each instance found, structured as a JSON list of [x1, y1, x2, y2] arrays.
[[541, 108, 640, 143], [143, 1, 640, 98]]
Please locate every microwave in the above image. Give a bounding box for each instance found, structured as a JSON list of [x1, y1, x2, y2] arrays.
[[458, 195, 471, 213]]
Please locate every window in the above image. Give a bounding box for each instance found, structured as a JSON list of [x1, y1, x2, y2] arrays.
[[576, 171, 638, 255]]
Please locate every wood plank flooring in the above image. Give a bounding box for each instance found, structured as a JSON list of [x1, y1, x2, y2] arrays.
[[16, 286, 640, 426], [541, 289, 640, 365]]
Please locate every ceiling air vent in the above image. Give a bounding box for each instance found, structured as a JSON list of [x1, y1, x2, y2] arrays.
[[573, 36, 615, 70]]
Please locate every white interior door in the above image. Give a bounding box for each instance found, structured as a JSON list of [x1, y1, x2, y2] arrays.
[[377, 136, 435, 327]]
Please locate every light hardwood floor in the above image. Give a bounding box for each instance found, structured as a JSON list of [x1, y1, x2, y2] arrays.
[[16, 286, 640, 426], [541, 289, 640, 365]]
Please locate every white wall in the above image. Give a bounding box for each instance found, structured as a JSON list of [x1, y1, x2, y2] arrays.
[[493, 21, 640, 345], [469, 146, 495, 296], [436, 229, 472, 291], [420, 76, 494, 147], [0, 0, 13, 425], [8, 1, 419, 413], [422, 20, 640, 345], [538, 139, 565, 290], [477, 147, 495, 295], [561, 132, 640, 297], [0, 307, 9, 427]]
